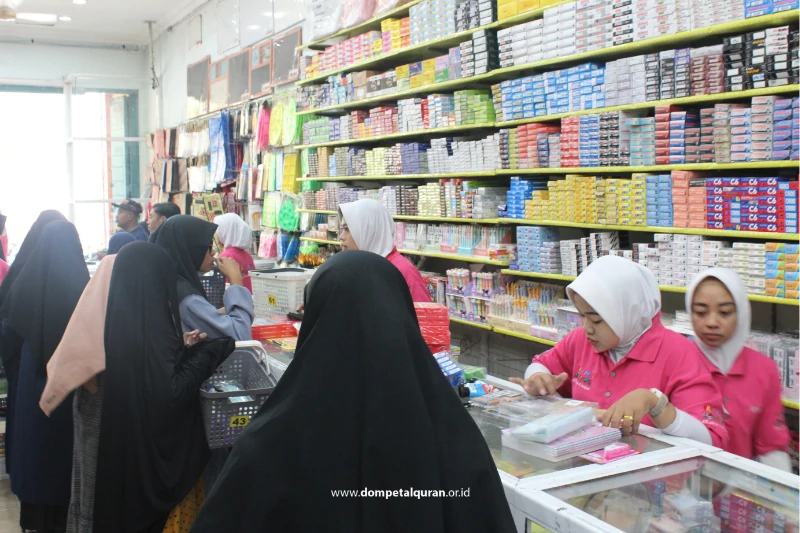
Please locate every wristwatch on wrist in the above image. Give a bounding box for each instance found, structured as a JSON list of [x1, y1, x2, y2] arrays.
[[649, 388, 669, 417]]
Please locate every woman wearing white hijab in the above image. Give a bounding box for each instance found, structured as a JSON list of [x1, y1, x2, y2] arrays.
[[511, 256, 728, 447], [687, 268, 790, 470], [339, 199, 431, 302], [215, 213, 255, 293]]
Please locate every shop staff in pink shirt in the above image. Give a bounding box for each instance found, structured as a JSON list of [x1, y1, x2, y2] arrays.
[[339, 199, 431, 303], [687, 268, 791, 470], [511, 256, 727, 448]]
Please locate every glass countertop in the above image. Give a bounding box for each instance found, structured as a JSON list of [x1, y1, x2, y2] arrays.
[[469, 408, 673, 480], [546, 456, 799, 533]]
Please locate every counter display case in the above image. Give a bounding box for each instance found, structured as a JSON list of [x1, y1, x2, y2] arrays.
[[518, 451, 799, 533]]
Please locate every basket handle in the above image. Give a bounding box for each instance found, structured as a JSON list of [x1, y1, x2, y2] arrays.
[[199, 387, 275, 399]]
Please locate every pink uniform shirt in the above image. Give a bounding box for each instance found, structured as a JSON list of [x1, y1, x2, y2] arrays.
[[386, 249, 431, 303], [533, 314, 728, 448], [698, 346, 789, 460], [219, 246, 255, 293]]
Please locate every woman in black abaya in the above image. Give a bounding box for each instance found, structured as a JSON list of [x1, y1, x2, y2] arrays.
[[191, 251, 516, 533], [92, 242, 235, 533], [2, 219, 89, 532], [0, 210, 67, 476]]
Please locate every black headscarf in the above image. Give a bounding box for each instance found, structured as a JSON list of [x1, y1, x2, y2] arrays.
[[151, 215, 217, 302], [1, 220, 89, 375], [0, 210, 67, 321], [93, 242, 234, 533], [191, 251, 516, 533]]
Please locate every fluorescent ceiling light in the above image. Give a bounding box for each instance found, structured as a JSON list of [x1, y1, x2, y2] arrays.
[[15, 12, 59, 25], [247, 24, 259, 30], [72, 0, 86, 4], [58, 15, 71, 21]]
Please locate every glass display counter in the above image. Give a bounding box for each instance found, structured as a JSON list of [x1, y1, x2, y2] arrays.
[[517, 451, 800, 533]]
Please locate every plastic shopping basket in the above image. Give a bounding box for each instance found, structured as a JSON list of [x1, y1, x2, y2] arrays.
[[200, 342, 277, 449], [250, 268, 313, 317]]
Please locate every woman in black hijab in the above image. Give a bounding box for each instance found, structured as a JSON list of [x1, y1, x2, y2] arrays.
[[92, 242, 235, 533], [151, 215, 254, 341], [191, 251, 517, 533], [2, 219, 89, 532]]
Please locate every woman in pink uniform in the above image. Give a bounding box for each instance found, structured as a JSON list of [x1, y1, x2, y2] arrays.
[[687, 268, 791, 470], [215, 213, 255, 293], [511, 256, 727, 448], [339, 199, 431, 303]]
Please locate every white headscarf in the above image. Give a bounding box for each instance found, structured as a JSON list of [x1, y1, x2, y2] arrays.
[[567, 256, 662, 363], [686, 268, 750, 375], [215, 213, 252, 249], [339, 199, 396, 257]]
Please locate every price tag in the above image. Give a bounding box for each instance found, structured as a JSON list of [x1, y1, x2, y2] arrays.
[[267, 295, 277, 305], [230, 415, 250, 428]]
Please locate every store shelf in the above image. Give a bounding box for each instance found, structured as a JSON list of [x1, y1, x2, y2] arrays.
[[299, 237, 340, 245], [297, 0, 424, 51], [393, 215, 499, 223], [297, 171, 497, 182], [496, 85, 800, 128], [782, 399, 799, 410], [450, 317, 493, 330], [489, 11, 800, 80], [498, 219, 800, 241], [497, 162, 799, 174], [296, 122, 495, 149], [492, 326, 558, 346], [298, 209, 338, 215], [297, 71, 499, 116], [297, 2, 567, 86], [398, 249, 509, 265], [500, 269, 799, 306]]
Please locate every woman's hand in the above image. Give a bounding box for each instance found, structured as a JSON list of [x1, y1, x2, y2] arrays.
[[601, 388, 657, 436], [183, 329, 208, 346], [216, 257, 243, 286], [509, 372, 569, 396]]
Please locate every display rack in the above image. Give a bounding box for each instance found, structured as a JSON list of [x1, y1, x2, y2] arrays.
[[398, 249, 509, 265], [500, 270, 800, 306], [299, 237, 340, 245], [296, 122, 496, 149]]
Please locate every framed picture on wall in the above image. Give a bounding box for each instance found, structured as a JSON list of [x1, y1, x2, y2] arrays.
[[271, 27, 302, 87], [186, 56, 210, 118], [209, 57, 230, 112], [228, 47, 252, 105], [250, 38, 273, 98]]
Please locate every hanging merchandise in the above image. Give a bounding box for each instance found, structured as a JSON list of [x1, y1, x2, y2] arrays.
[[282, 153, 301, 194], [278, 195, 301, 232], [259, 230, 278, 259], [263, 193, 280, 228], [282, 99, 301, 146], [283, 234, 301, 265], [256, 104, 271, 151], [209, 116, 227, 185], [276, 232, 289, 262], [269, 100, 284, 147]]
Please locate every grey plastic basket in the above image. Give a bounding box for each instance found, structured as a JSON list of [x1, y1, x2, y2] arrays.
[[200, 345, 277, 449], [201, 269, 226, 309]]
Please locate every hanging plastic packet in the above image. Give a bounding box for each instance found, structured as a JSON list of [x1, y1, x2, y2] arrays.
[[283, 234, 301, 264]]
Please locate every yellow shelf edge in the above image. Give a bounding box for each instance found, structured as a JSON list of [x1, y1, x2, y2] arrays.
[[298, 209, 338, 214], [297, 1, 566, 86], [393, 215, 500, 223], [297, 171, 498, 181], [298, 122, 495, 149], [450, 317, 493, 330], [497, 218, 800, 241], [398, 249, 509, 265], [500, 269, 576, 282], [497, 162, 800, 174], [492, 326, 558, 346], [297, 0, 424, 51], [782, 399, 800, 410], [300, 237, 340, 245]]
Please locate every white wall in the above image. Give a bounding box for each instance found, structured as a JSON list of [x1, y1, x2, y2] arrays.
[[151, 2, 313, 129]]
